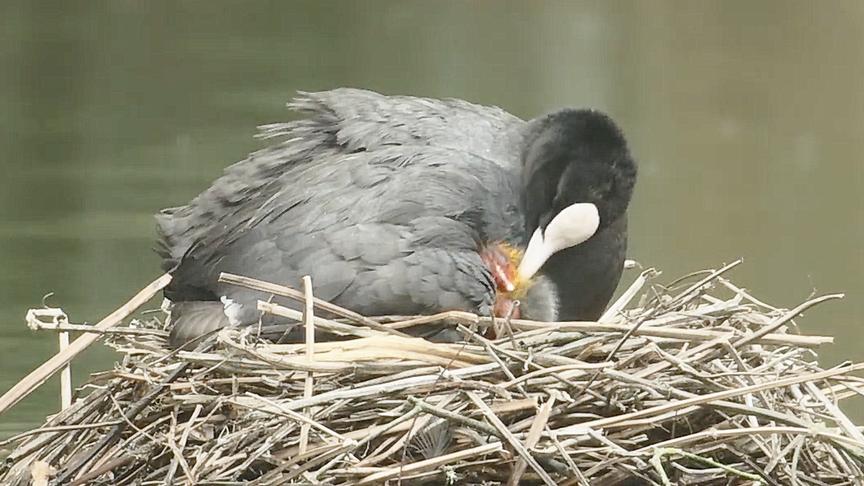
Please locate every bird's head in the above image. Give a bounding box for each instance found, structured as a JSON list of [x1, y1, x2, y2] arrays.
[[518, 109, 636, 282], [480, 242, 530, 319]]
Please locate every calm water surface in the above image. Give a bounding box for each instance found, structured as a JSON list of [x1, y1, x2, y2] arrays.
[[2, 1, 863, 437]]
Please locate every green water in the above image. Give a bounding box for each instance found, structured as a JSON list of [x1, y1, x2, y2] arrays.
[[2, 1, 863, 438]]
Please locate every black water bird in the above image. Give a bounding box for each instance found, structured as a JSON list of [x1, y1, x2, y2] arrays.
[[156, 89, 637, 347]]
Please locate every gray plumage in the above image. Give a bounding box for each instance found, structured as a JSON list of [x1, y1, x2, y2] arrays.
[[157, 88, 636, 348]]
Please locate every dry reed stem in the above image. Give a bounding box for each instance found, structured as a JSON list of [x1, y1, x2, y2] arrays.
[[299, 275, 315, 456], [0, 273, 171, 415], [2, 265, 862, 485], [220, 272, 407, 337]]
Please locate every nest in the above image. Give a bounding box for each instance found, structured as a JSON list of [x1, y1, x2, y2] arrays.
[[2, 262, 863, 485]]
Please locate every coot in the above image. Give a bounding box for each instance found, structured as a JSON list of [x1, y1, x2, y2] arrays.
[[157, 89, 636, 347]]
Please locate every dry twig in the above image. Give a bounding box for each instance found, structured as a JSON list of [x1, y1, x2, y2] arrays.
[[2, 265, 861, 485]]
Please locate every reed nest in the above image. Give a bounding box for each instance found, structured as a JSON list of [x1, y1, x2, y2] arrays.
[[2, 262, 864, 485]]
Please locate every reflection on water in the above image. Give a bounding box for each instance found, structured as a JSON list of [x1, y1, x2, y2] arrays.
[[2, 1, 863, 436]]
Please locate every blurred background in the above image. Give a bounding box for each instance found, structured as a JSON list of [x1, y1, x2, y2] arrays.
[[2, 1, 863, 437]]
